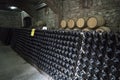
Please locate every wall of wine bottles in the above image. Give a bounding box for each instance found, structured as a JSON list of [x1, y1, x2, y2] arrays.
[[11, 28, 120, 80], [74, 32, 120, 80]]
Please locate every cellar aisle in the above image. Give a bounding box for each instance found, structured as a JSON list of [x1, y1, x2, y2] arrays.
[[0, 46, 51, 80]]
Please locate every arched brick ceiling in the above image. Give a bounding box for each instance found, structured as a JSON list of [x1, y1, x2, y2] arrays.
[[0, 0, 62, 17]]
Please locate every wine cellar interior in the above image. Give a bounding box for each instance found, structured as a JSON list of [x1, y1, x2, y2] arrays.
[[0, 0, 120, 80]]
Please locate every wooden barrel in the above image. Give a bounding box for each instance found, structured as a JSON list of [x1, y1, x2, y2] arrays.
[[36, 20, 46, 27], [65, 28, 70, 30], [68, 19, 75, 29], [76, 17, 87, 29], [73, 28, 80, 30], [96, 28, 104, 32], [87, 16, 105, 29], [60, 20, 67, 29], [82, 28, 91, 32], [96, 26, 111, 32]]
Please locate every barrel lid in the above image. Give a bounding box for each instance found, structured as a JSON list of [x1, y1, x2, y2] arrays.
[[87, 17, 97, 28], [68, 19, 75, 29], [76, 18, 85, 28], [60, 20, 67, 28]]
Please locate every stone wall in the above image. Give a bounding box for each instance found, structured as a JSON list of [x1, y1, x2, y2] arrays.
[[62, 0, 120, 31], [36, 7, 59, 29], [0, 10, 22, 28]]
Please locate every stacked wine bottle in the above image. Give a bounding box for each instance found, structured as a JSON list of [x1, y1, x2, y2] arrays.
[[11, 28, 120, 80], [11, 29, 82, 80], [74, 32, 120, 80]]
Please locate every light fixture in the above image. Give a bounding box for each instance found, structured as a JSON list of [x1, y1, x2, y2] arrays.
[[9, 6, 18, 10]]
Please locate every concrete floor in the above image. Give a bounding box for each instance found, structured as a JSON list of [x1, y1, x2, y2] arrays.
[[0, 46, 53, 80]]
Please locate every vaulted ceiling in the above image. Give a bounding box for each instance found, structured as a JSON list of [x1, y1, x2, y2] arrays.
[[0, 0, 62, 17]]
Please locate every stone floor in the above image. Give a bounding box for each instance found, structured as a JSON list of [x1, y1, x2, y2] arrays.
[[0, 46, 52, 80]]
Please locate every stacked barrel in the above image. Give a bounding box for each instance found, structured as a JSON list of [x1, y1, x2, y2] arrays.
[[87, 16, 111, 32], [60, 18, 87, 30], [60, 15, 111, 32]]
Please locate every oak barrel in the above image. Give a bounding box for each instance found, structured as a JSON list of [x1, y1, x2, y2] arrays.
[[96, 26, 111, 32], [65, 28, 70, 30], [73, 28, 80, 30], [82, 28, 91, 32], [76, 17, 87, 28], [87, 16, 105, 29], [68, 19, 75, 29], [60, 20, 67, 29], [36, 21, 46, 27]]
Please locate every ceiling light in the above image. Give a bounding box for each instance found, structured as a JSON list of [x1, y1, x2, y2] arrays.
[[9, 6, 18, 10]]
